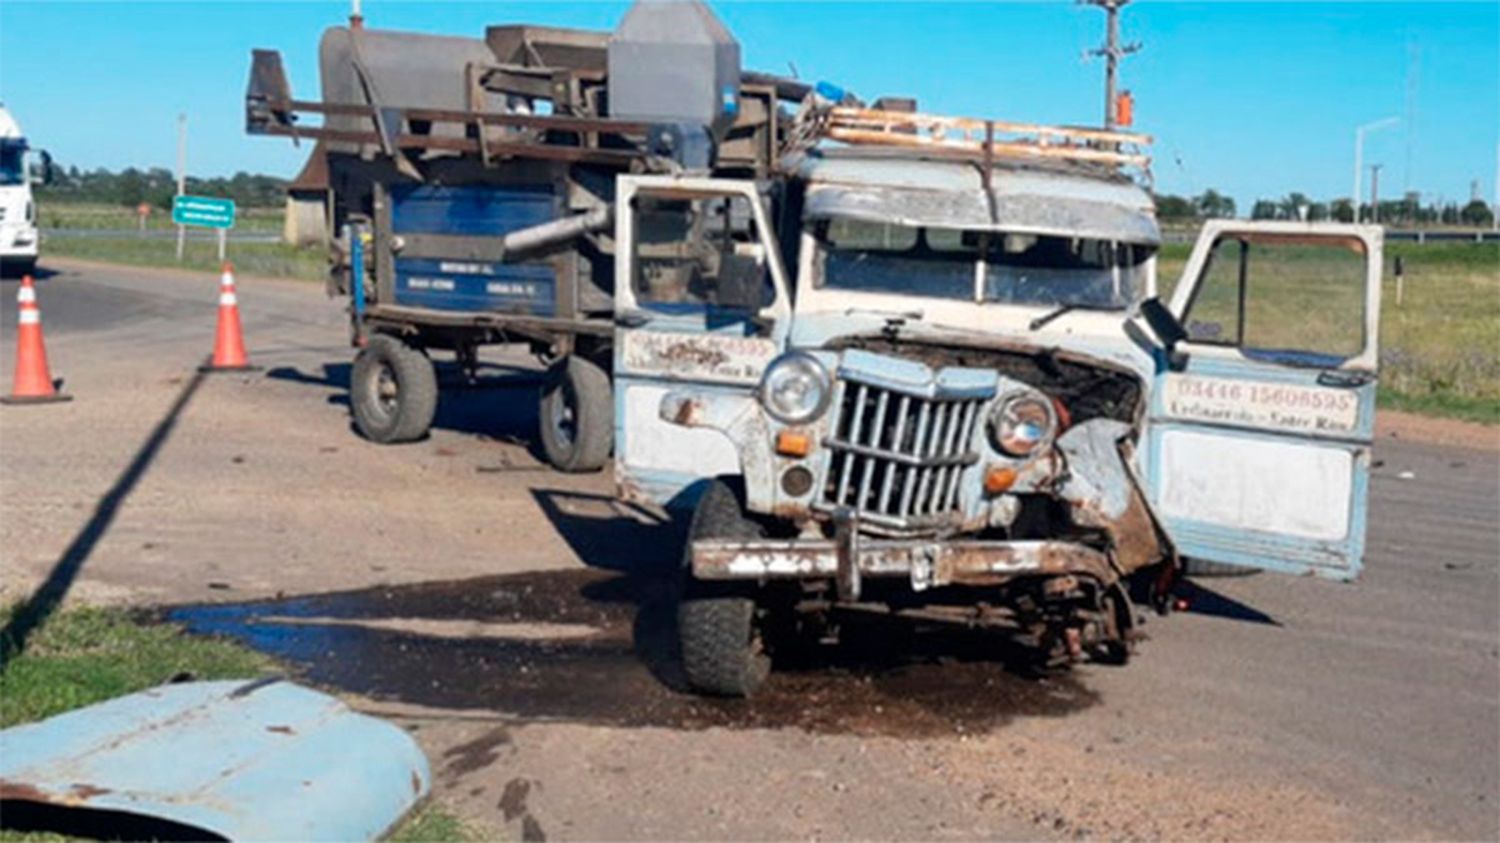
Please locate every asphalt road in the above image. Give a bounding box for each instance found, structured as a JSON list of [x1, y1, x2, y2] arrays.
[[1, 259, 1496, 841]]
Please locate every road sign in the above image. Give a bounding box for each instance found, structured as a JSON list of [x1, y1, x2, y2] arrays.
[[172, 195, 236, 230]]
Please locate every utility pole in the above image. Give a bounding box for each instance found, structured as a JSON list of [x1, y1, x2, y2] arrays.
[[1353, 116, 1398, 223], [1083, 0, 1141, 130], [175, 113, 186, 262], [1369, 164, 1383, 224]]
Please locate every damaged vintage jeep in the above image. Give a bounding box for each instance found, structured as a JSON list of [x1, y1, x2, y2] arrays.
[[611, 120, 1383, 696]]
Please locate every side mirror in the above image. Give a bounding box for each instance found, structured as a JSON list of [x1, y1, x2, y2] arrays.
[[28, 150, 54, 186], [1139, 297, 1190, 371]]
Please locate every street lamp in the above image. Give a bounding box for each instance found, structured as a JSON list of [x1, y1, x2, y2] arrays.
[[1354, 117, 1398, 222]]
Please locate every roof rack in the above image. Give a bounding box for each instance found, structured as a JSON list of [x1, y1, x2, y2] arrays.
[[818, 106, 1152, 178]]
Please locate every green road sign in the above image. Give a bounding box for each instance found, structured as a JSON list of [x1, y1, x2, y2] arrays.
[[172, 195, 236, 229]]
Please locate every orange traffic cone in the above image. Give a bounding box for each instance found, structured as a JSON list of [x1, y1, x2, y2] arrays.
[[201, 263, 257, 372], [2, 275, 71, 405]]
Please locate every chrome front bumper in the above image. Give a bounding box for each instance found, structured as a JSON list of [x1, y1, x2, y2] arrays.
[[691, 536, 1115, 598]]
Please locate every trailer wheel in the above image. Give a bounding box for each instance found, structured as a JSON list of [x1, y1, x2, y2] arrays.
[[351, 334, 438, 444], [678, 479, 772, 698], [538, 355, 612, 472]]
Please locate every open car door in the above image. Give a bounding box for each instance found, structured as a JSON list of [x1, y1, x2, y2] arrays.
[[1147, 220, 1383, 580], [612, 175, 791, 508]]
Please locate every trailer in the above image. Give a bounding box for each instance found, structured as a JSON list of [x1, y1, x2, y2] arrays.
[[246, 0, 810, 470]]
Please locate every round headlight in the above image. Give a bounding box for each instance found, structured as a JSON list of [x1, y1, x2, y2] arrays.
[[989, 392, 1056, 456], [759, 352, 831, 424]]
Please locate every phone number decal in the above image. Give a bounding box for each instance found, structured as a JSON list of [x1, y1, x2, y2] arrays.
[[1162, 374, 1360, 433], [621, 331, 779, 384]]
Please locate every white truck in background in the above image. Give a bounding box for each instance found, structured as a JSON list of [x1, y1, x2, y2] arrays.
[[0, 104, 51, 276]]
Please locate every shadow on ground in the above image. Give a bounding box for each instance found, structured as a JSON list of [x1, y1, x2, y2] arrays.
[[0, 264, 59, 280], [3, 369, 207, 667], [265, 360, 546, 452]]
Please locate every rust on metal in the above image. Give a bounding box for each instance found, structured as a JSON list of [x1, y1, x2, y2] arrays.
[[0, 780, 53, 803], [694, 537, 1118, 590]]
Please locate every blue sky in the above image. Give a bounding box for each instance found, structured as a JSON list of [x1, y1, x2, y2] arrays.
[[1, 1, 1496, 211]]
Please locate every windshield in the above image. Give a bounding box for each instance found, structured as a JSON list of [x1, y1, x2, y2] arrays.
[[812, 218, 1155, 309], [0, 146, 23, 187]]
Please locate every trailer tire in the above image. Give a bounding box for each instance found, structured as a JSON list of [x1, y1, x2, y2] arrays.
[[351, 334, 438, 444], [678, 479, 772, 698], [539, 355, 612, 472]]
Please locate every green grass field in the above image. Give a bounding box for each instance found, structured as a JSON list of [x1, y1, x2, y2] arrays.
[[0, 607, 479, 841], [1159, 240, 1499, 424], [38, 201, 284, 235], [40, 232, 328, 282]]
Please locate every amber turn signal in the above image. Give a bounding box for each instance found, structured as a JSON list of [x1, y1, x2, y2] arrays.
[[983, 466, 1017, 496], [775, 429, 812, 457]]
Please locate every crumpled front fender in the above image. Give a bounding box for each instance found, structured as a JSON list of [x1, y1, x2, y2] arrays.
[[1055, 419, 1169, 573], [658, 390, 779, 513]]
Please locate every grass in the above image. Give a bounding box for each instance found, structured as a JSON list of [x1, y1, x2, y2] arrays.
[[38, 201, 284, 235], [388, 803, 487, 843], [0, 605, 273, 729], [40, 233, 327, 282], [1159, 240, 1499, 424], [0, 607, 484, 842]]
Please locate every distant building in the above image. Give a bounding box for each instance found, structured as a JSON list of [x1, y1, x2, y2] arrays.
[[284, 142, 329, 247]]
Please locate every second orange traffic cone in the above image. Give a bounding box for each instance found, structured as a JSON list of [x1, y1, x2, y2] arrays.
[[2, 275, 71, 405], [202, 263, 256, 372]]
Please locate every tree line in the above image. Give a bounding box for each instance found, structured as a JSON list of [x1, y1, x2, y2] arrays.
[[1157, 189, 1494, 228], [34, 162, 1498, 228], [36, 162, 288, 209]]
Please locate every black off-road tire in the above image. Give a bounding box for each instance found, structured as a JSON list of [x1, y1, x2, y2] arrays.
[[678, 479, 772, 697], [1183, 558, 1261, 578], [538, 355, 612, 473], [351, 334, 438, 444]]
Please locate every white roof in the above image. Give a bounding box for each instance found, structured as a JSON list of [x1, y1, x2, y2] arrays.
[[792, 152, 1160, 245], [0, 105, 23, 141]]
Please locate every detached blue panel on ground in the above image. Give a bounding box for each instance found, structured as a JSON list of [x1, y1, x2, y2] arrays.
[[0, 679, 430, 842], [391, 183, 560, 315]]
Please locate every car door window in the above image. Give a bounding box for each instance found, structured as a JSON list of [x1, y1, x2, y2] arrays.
[[1181, 233, 1367, 367], [632, 193, 772, 312]]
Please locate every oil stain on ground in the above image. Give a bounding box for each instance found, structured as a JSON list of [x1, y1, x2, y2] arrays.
[[167, 569, 1098, 738]]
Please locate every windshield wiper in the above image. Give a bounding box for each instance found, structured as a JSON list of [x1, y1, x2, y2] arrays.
[[1028, 302, 1117, 331]]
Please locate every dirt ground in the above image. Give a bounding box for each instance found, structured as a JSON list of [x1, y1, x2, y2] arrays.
[[1376, 409, 1499, 452], [2, 260, 1496, 841]]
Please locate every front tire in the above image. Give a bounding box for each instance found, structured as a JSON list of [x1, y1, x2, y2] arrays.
[[538, 355, 612, 473], [678, 479, 772, 697], [350, 334, 438, 444]]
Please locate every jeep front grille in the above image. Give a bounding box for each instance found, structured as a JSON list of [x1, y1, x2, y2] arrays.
[[818, 378, 987, 530]]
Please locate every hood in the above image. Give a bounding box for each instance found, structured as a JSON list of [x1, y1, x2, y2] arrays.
[[787, 309, 1158, 384]]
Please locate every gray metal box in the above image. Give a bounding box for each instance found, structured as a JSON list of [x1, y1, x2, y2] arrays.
[[606, 0, 741, 138]]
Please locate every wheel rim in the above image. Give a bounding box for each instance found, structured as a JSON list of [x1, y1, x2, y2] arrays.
[[370, 361, 399, 422], [550, 380, 577, 448]]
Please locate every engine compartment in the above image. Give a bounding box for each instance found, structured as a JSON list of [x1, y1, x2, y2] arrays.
[[827, 335, 1144, 427]]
